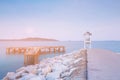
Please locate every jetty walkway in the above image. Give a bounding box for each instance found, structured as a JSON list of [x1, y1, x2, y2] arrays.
[[87, 49, 120, 80]]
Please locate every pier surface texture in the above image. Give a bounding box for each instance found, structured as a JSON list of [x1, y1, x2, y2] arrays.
[[87, 49, 120, 80]]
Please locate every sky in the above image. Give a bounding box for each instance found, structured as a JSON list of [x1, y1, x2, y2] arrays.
[[0, 0, 120, 41]]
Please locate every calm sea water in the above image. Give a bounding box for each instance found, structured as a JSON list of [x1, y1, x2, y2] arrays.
[[0, 41, 120, 79]]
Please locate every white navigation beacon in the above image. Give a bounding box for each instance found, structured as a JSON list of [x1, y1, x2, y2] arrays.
[[83, 32, 92, 49]]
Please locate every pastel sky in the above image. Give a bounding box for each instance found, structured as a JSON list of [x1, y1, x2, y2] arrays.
[[0, 0, 120, 41]]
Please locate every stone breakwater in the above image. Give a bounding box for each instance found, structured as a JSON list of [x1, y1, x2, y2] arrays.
[[3, 49, 87, 80]]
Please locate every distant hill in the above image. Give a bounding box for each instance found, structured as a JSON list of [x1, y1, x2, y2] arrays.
[[0, 37, 58, 41]]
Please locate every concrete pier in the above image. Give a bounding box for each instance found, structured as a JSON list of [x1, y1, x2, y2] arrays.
[[87, 49, 120, 80]]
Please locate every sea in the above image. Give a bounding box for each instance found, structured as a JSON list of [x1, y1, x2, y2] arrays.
[[0, 41, 120, 79]]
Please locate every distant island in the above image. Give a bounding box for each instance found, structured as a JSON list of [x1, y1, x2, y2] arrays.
[[0, 37, 58, 41]]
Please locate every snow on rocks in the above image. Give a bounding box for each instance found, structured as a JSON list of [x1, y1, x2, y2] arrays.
[[3, 49, 87, 80]]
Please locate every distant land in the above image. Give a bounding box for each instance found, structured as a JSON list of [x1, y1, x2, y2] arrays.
[[0, 37, 58, 41]]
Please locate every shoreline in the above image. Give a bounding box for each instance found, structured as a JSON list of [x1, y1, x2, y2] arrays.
[[3, 49, 87, 80]]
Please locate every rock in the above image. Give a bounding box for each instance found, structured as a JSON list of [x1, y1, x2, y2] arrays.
[[52, 63, 68, 73], [37, 68, 42, 75], [74, 58, 82, 64], [31, 69, 38, 75], [16, 67, 25, 72], [3, 72, 16, 80], [62, 58, 74, 66], [41, 65, 52, 75], [15, 70, 26, 79], [21, 73, 28, 77], [61, 68, 77, 78], [63, 77, 71, 80], [39, 62, 47, 68], [29, 75, 46, 80], [46, 72, 61, 80], [24, 66, 37, 74], [3, 76, 9, 80], [18, 73, 36, 80], [69, 68, 77, 75]]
